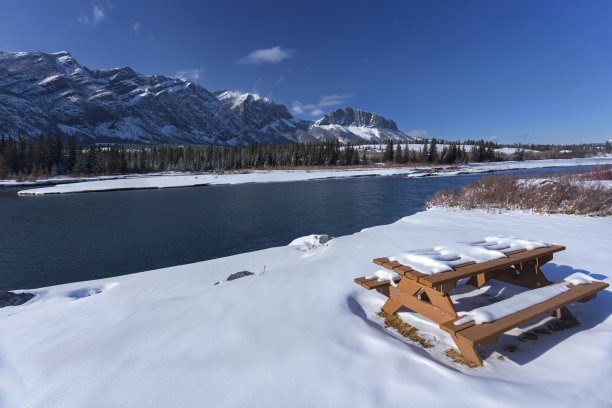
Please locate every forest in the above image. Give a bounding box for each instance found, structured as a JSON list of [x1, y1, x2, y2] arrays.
[[0, 135, 609, 178]]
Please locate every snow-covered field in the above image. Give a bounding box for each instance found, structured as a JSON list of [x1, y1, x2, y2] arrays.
[[348, 143, 538, 155], [16, 156, 612, 195], [405, 156, 612, 178], [1, 208, 610, 407]]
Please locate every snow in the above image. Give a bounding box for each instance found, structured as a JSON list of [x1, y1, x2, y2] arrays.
[[454, 283, 571, 325], [17, 168, 421, 195], [1, 209, 610, 407], [366, 269, 401, 287], [454, 272, 600, 325], [470, 235, 549, 253], [38, 74, 62, 85], [347, 144, 536, 155], [288, 234, 330, 249], [16, 157, 612, 195], [388, 236, 548, 274], [405, 156, 612, 178]]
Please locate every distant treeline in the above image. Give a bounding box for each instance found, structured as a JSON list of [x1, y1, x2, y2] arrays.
[[0, 135, 610, 178]]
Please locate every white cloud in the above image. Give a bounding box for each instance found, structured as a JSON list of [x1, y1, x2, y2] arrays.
[[406, 129, 428, 139], [78, 3, 108, 26], [174, 68, 204, 81], [238, 46, 294, 65], [132, 22, 141, 35], [291, 94, 353, 117]]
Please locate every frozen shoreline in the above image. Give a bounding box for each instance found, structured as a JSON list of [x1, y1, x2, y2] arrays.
[[1, 208, 610, 407], [15, 156, 612, 195]]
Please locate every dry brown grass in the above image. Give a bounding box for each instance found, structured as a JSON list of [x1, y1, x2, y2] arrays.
[[444, 348, 480, 368], [427, 173, 612, 216], [580, 164, 612, 181], [377, 310, 434, 348]]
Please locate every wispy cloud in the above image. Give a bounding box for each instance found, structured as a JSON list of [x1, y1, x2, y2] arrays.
[[174, 67, 204, 81], [277, 69, 292, 83], [132, 22, 141, 35], [238, 46, 294, 65], [291, 94, 353, 116], [78, 2, 109, 26], [406, 129, 428, 139]]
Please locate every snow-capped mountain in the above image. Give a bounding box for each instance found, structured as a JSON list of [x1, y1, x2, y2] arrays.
[[214, 90, 310, 142], [305, 108, 413, 143], [0, 51, 258, 145], [215, 92, 417, 143], [0, 50, 419, 145]]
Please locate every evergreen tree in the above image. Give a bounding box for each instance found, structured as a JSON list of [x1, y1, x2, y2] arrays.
[[384, 140, 394, 162], [428, 138, 438, 163], [394, 143, 403, 164]]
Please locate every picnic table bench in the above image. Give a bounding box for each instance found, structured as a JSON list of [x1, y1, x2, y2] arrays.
[[354, 241, 608, 366]]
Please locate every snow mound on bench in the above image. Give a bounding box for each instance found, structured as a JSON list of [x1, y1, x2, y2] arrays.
[[389, 236, 550, 275], [454, 273, 598, 325], [365, 270, 401, 287]]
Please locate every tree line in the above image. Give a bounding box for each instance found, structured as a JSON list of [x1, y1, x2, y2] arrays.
[[0, 135, 540, 178]]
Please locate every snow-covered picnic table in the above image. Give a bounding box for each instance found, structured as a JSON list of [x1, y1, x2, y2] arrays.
[[355, 236, 609, 366]]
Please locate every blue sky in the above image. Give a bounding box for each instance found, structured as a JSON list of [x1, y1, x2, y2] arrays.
[[1, 0, 611, 143]]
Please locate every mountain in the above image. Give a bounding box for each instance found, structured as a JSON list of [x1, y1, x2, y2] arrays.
[[0, 50, 419, 145], [0, 51, 259, 145], [214, 90, 309, 143], [215, 92, 417, 143]]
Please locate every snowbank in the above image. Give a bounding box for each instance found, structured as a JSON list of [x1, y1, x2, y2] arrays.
[[1, 209, 610, 407], [17, 168, 420, 195], [288, 234, 330, 249], [16, 157, 612, 195], [405, 156, 612, 178]]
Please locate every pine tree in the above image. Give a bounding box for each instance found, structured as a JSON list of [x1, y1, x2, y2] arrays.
[[428, 138, 438, 163], [394, 143, 403, 164], [384, 140, 394, 162]]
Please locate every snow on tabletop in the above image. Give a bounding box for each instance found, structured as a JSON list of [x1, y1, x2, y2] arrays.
[[389, 235, 551, 275], [1, 209, 611, 407], [454, 272, 601, 325]]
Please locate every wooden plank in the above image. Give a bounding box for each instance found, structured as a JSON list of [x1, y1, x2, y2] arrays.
[[418, 245, 565, 291], [373, 257, 390, 266], [354, 276, 392, 290], [388, 286, 457, 324], [392, 265, 427, 281], [504, 248, 527, 256], [443, 281, 608, 343]]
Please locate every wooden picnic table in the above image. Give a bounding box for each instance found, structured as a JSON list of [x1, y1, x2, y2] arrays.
[[355, 244, 608, 366]]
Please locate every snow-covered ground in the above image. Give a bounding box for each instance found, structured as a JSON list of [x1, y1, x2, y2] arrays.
[[16, 156, 612, 195], [348, 143, 539, 155], [405, 156, 612, 178], [1, 208, 610, 407]]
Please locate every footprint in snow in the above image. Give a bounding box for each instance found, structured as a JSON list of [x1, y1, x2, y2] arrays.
[[67, 282, 118, 300]]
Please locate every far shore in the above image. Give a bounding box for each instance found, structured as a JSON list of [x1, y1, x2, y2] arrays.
[[6, 156, 612, 196]]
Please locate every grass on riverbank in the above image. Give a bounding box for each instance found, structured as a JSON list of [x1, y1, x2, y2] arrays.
[[427, 167, 612, 216]]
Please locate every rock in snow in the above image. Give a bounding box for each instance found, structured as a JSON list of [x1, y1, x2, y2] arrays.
[[0, 291, 35, 308]]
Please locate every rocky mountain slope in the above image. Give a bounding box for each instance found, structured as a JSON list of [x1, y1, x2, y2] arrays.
[[0, 51, 418, 145]]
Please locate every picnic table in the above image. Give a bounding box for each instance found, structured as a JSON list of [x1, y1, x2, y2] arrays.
[[355, 241, 608, 366]]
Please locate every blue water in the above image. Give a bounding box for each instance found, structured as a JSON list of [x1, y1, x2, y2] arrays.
[[0, 166, 591, 290]]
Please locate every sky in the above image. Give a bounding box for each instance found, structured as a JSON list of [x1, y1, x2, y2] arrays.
[[1, 0, 611, 144]]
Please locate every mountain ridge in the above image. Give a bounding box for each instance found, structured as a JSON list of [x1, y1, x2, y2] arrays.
[[0, 50, 419, 145]]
